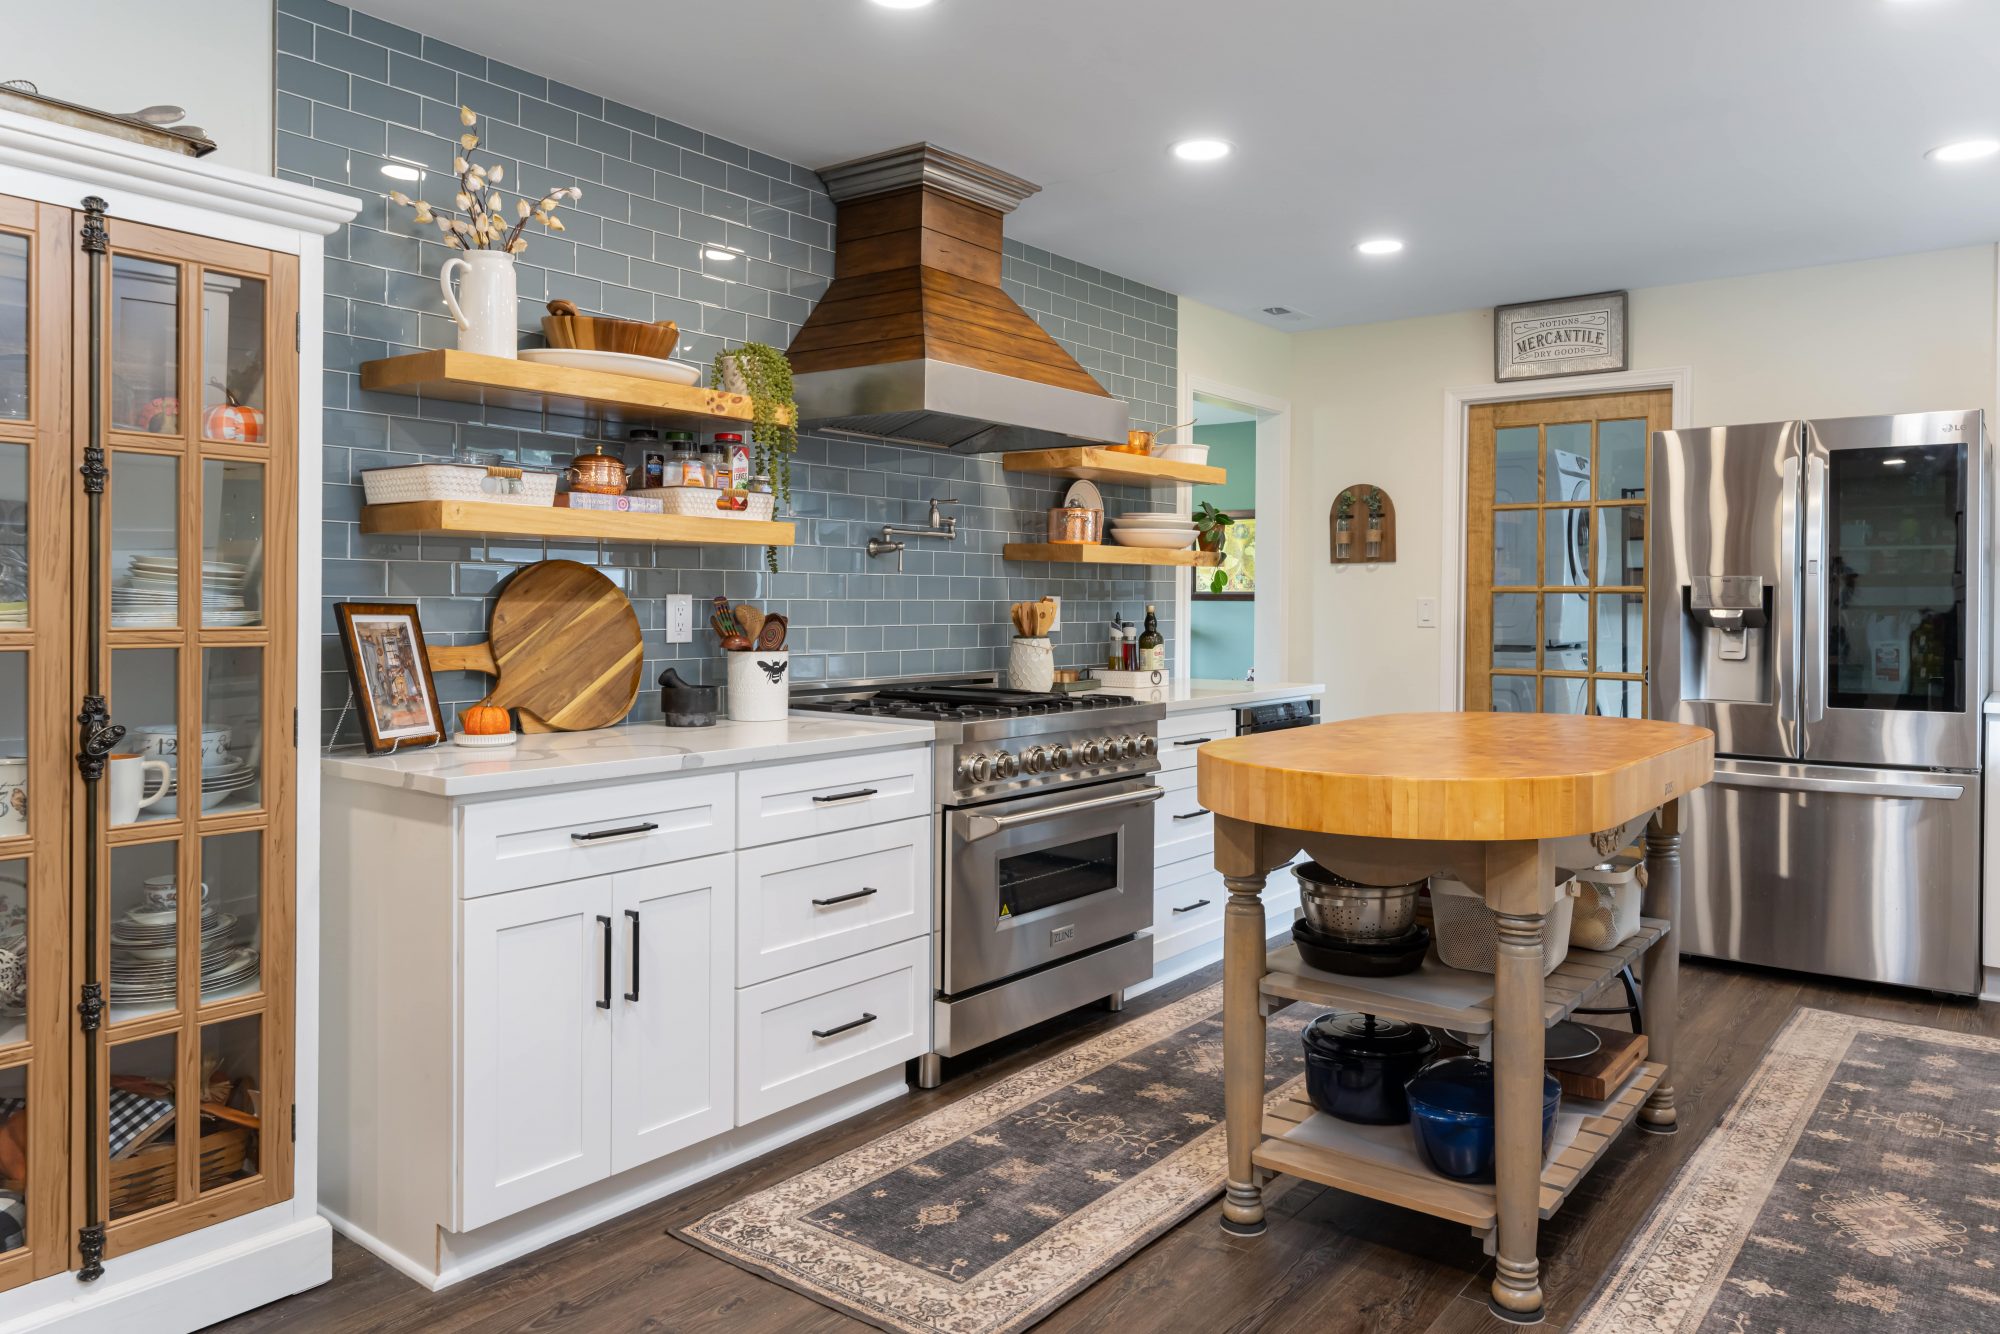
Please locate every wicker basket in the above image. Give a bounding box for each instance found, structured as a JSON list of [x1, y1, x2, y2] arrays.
[[110, 1124, 256, 1217], [628, 488, 775, 521], [362, 463, 556, 507], [1430, 876, 1579, 976]]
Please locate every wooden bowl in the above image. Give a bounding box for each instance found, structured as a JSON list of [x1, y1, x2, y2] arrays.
[[540, 299, 679, 360]]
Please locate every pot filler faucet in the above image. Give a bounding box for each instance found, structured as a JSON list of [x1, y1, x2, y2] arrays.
[[867, 497, 958, 569]]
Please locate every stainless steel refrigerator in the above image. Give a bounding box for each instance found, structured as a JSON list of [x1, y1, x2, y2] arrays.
[[1649, 410, 1985, 994]]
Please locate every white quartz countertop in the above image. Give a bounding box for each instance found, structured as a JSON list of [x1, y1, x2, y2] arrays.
[[321, 715, 937, 798], [1160, 680, 1325, 713], [1986, 694, 2000, 716]]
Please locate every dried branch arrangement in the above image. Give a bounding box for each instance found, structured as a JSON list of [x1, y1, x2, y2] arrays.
[[387, 105, 582, 252]]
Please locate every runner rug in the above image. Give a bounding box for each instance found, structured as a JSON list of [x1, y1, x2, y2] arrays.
[[680, 982, 1308, 1334], [1574, 1007, 2000, 1333]]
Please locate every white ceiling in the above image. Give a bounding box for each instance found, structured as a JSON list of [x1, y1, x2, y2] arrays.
[[358, 0, 2000, 331]]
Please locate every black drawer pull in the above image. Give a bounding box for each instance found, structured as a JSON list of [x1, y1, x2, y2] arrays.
[[1173, 898, 1213, 914], [595, 915, 612, 1010], [572, 822, 659, 842], [811, 1012, 877, 1039], [812, 787, 879, 805], [812, 887, 880, 907], [1172, 737, 1212, 747], [1172, 808, 1212, 821], [624, 909, 640, 1003]]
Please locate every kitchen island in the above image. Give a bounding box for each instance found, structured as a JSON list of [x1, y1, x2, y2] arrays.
[[1197, 712, 1713, 1322]]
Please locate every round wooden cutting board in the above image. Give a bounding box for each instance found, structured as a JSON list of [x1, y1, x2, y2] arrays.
[[480, 560, 643, 731]]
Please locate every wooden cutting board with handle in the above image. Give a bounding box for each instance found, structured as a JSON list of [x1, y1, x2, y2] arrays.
[[426, 560, 642, 732]]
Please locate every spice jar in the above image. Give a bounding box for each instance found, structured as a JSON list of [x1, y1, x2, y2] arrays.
[[625, 428, 666, 490], [659, 430, 698, 487], [698, 443, 727, 491], [713, 431, 750, 489]]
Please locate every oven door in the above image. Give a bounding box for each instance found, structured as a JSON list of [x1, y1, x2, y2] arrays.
[[942, 777, 1161, 995]]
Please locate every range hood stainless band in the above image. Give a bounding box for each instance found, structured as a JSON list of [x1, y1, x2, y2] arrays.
[[794, 358, 1130, 453]]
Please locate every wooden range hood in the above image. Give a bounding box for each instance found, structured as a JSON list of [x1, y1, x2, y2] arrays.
[[786, 144, 1129, 452]]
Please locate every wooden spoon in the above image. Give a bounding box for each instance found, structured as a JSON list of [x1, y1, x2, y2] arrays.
[[734, 604, 765, 640]]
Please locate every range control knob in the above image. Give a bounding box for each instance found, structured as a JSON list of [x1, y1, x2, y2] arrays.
[[1138, 734, 1159, 757], [1022, 746, 1051, 774], [960, 752, 994, 784], [1114, 734, 1138, 759], [994, 751, 1021, 779], [1081, 739, 1107, 766], [1051, 743, 1076, 767]]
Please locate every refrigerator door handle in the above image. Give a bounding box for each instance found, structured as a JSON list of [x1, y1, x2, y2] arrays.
[[1776, 455, 1800, 752], [1713, 769, 1963, 801], [1802, 451, 1828, 727]]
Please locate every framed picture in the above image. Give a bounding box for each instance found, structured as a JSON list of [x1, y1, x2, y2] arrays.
[[1494, 290, 1628, 382], [1194, 513, 1256, 598], [334, 602, 445, 753]]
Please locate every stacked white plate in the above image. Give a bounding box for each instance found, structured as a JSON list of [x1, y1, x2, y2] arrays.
[[113, 557, 257, 628], [1109, 512, 1197, 550], [154, 758, 257, 816], [108, 900, 258, 1006]]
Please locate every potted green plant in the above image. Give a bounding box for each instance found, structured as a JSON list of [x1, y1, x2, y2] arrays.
[[1333, 490, 1355, 561], [711, 343, 798, 572], [1194, 501, 1235, 593], [1364, 487, 1385, 559]]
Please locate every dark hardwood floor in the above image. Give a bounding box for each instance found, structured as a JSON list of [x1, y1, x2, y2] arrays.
[[212, 951, 1998, 1333]]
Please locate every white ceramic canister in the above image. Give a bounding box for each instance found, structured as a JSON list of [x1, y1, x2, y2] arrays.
[[438, 250, 519, 358], [1007, 636, 1055, 692], [726, 650, 790, 723]]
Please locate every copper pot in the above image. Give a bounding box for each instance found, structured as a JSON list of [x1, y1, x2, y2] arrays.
[[1047, 506, 1104, 543], [564, 447, 631, 495]]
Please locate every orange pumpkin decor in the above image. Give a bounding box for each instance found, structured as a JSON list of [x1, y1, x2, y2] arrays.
[[459, 703, 511, 736], [203, 387, 265, 442]]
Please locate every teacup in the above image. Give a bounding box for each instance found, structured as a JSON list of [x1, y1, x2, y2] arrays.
[[129, 725, 233, 771], [142, 874, 210, 912]]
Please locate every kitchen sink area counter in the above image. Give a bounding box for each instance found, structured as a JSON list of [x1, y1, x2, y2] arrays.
[[1160, 680, 1327, 714]]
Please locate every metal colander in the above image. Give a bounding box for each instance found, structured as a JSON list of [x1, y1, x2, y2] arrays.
[[1294, 861, 1422, 941]]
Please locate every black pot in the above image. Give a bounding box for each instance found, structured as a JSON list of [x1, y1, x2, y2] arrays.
[[1301, 1012, 1439, 1125], [658, 667, 718, 727]]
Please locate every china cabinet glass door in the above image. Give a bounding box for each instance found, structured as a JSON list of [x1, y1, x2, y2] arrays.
[[84, 216, 295, 1261]]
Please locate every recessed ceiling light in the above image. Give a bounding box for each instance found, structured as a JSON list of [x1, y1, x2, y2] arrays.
[[704, 247, 739, 261], [870, 0, 935, 8], [1355, 238, 1405, 255], [380, 162, 424, 181], [1927, 138, 2000, 163], [1170, 138, 1232, 162]]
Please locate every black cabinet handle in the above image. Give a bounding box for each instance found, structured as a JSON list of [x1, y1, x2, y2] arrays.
[[812, 887, 880, 907], [572, 822, 659, 843], [1173, 898, 1213, 914], [812, 787, 879, 805], [624, 909, 640, 1003], [1172, 808, 1211, 821], [811, 1012, 877, 1039], [595, 915, 612, 1009], [1172, 737, 1212, 747]]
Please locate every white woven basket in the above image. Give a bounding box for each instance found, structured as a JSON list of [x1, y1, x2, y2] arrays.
[[630, 486, 723, 516], [1430, 876, 1578, 976], [1568, 863, 1642, 951], [361, 463, 555, 506]]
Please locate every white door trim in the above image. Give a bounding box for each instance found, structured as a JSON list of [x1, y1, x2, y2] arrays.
[[1438, 366, 1694, 711], [1175, 374, 1293, 683]]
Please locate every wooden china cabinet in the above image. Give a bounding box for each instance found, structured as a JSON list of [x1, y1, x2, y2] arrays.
[[0, 106, 353, 1325]]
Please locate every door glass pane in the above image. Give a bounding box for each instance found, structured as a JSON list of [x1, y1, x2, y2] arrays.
[[1493, 427, 1538, 503], [1597, 505, 1643, 586], [108, 1032, 178, 1219], [1491, 676, 1535, 713], [111, 256, 180, 434], [201, 461, 262, 626], [0, 862, 23, 1047], [1546, 422, 1591, 500], [201, 832, 260, 1005], [1595, 678, 1644, 719], [0, 1062, 24, 1252], [1492, 594, 1536, 670], [0, 442, 26, 627], [0, 654, 22, 842], [1544, 593, 1587, 670], [0, 232, 25, 420], [1826, 444, 1965, 712], [200, 273, 266, 440], [1493, 510, 1535, 588], [1595, 593, 1645, 674], [201, 648, 262, 814], [199, 1015, 262, 1191], [1598, 418, 1646, 500], [1542, 677, 1589, 714], [113, 649, 178, 826], [112, 453, 180, 627], [110, 841, 179, 1022], [1543, 509, 1588, 586]]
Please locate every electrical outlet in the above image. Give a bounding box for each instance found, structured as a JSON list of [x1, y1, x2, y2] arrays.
[[1416, 597, 1439, 628], [665, 594, 694, 643], [1046, 596, 1061, 632]]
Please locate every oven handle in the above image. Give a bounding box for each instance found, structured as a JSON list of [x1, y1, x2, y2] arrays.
[[961, 786, 1165, 842]]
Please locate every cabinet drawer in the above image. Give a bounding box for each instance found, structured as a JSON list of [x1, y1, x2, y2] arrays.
[[1153, 857, 1224, 938], [735, 936, 929, 1124], [735, 748, 931, 848], [737, 816, 933, 986], [462, 773, 734, 896], [1159, 710, 1234, 772], [1156, 775, 1215, 864]]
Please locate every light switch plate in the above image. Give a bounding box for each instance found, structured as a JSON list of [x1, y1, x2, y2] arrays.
[[665, 594, 694, 643], [1416, 597, 1438, 628]]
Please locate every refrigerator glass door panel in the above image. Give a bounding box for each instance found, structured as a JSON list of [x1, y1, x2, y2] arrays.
[[1648, 422, 1800, 759], [1684, 758, 1979, 993], [1801, 412, 1982, 770]]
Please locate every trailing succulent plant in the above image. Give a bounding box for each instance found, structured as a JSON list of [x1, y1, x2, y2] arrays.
[[713, 344, 798, 573]]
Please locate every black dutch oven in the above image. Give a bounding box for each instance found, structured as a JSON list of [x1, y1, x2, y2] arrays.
[[1301, 1011, 1439, 1125]]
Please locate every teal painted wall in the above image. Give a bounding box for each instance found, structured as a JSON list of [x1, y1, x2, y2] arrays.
[[1191, 421, 1257, 680]]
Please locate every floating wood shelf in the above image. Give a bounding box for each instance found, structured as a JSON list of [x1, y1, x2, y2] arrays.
[[1000, 447, 1226, 488], [1002, 542, 1221, 568], [358, 350, 794, 428], [361, 500, 795, 547]]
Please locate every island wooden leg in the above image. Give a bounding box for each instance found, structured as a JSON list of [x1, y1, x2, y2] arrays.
[[1639, 798, 1682, 1133], [1220, 870, 1268, 1236], [1490, 907, 1547, 1322]]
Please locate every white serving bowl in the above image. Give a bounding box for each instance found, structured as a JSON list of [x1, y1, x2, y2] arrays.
[[1111, 530, 1196, 550], [1159, 444, 1210, 465], [1110, 514, 1197, 529]]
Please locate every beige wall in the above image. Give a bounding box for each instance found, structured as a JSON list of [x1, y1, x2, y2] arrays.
[[1290, 244, 1999, 717]]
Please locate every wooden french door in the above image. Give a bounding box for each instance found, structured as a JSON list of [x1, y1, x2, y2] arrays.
[[1464, 389, 1672, 716]]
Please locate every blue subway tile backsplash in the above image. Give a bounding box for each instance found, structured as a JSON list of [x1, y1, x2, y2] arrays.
[[279, 4, 1182, 746]]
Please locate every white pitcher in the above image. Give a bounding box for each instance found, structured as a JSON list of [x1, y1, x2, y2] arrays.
[[438, 250, 518, 358]]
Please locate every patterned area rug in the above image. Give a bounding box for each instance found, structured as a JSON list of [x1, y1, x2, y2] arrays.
[[1575, 1007, 2000, 1332], [681, 982, 1308, 1334]]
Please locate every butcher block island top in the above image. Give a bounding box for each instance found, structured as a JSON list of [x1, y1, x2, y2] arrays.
[[1199, 712, 1714, 1325]]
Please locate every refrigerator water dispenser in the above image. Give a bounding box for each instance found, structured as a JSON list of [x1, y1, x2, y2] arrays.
[[1683, 574, 1770, 701]]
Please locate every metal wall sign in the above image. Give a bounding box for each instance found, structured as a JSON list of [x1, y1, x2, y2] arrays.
[[1494, 290, 1629, 382]]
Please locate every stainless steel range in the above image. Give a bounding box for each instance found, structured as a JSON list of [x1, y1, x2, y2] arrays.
[[793, 680, 1163, 1087]]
